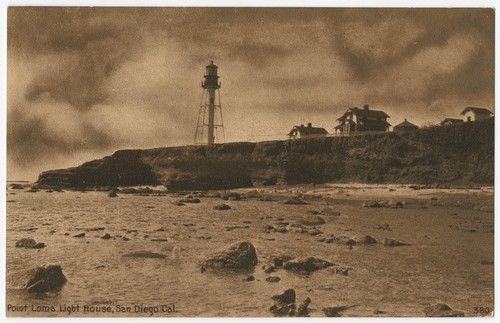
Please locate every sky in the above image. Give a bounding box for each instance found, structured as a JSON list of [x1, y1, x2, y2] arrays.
[[6, 7, 495, 181]]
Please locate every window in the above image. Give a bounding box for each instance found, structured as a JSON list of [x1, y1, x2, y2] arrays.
[[467, 116, 471, 122]]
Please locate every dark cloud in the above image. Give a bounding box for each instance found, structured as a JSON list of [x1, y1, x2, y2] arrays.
[[24, 36, 129, 111], [7, 109, 115, 168]]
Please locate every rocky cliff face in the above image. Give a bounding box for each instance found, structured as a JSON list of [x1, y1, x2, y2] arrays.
[[36, 118, 494, 190]]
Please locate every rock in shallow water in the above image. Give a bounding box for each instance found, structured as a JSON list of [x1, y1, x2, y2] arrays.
[[214, 204, 231, 210], [16, 238, 45, 249], [266, 276, 281, 283], [178, 197, 201, 204], [423, 304, 465, 317], [351, 234, 377, 245], [283, 257, 333, 272], [122, 251, 167, 259], [323, 305, 358, 317], [272, 288, 296, 306], [23, 265, 67, 293], [201, 241, 257, 271], [221, 192, 241, 201], [382, 238, 409, 247], [300, 215, 325, 226], [297, 297, 311, 317], [363, 201, 381, 208]]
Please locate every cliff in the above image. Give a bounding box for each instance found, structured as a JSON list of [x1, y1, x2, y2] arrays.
[[36, 118, 494, 190]]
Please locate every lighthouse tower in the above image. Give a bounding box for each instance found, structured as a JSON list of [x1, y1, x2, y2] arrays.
[[195, 61, 225, 145]]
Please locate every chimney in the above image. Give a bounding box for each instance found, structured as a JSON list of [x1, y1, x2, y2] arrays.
[[364, 104, 369, 110], [307, 122, 312, 128]]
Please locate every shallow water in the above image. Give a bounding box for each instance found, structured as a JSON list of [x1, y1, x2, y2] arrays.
[[5, 187, 494, 317]]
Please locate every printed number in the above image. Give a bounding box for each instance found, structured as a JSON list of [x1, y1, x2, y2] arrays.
[[473, 307, 490, 314]]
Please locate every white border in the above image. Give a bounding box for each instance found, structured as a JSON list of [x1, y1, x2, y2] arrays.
[[1, 2, 497, 323]]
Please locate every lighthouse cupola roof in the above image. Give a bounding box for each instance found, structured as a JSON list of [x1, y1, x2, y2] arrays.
[[206, 60, 218, 77]]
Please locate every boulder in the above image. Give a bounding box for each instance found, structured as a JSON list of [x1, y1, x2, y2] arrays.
[[122, 251, 167, 258], [266, 276, 281, 283], [382, 238, 409, 247], [283, 257, 333, 272], [101, 233, 112, 240], [351, 234, 377, 245], [423, 304, 465, 317], [284, 198, 307, 205], [297, 297, 311, 317], [270, 303, 296, 317], [258, 196, 274, 202], [108, 190, 118, 197], [221, 192, 241, 201], [244, 275, 255, 282], [321, 207, 341, 216], [273, 255, 293, 267], [270, 289, 297, 317], [345, 239, 356, 249], [73, 232, 85, 238], [16, 238, 45, 249], [33, 243, 46, 249], [214, 204, 231, 210], [10, 183, 25, 190], [300, 215, 325, 226], [200, 241, 258, 270], [272, 288, 296, 306], [23, 265, 67, 293]]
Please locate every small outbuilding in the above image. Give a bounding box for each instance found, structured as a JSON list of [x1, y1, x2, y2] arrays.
[[440, 118, 463, 126], [288, 123, 328, 139], [460, 107, 493, 122], [393, 119, 418, 132]]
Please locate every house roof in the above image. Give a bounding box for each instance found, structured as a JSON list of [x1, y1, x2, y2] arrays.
[[440, 118, 463, 125], [394, 119, 418, 129], [460, 107, 493, 115], [337, 107, 390, 121], [288, 125, 328, 136]]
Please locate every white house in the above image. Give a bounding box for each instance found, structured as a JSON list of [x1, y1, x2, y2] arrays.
[[288, 123, 328, 139], [460, 107, 493, 122]]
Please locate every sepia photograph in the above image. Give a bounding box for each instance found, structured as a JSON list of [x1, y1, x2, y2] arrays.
[[4, 6, 495, 318]]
